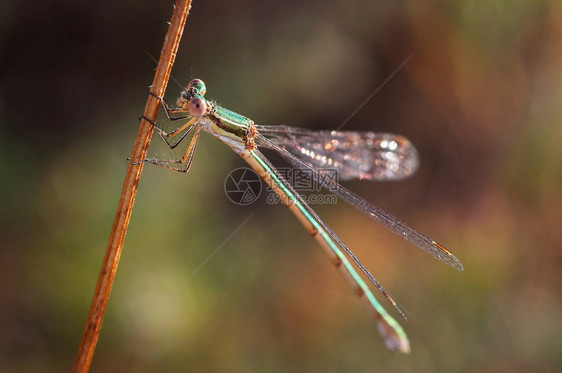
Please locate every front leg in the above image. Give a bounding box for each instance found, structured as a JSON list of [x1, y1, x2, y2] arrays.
[[141, 114, 197, 149], [147, 90, 189, 122], [143, 126, 202, 173], [143, 90, 198, 149]]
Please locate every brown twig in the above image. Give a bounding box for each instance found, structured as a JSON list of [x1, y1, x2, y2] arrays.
[[73, 1, 193, 371]]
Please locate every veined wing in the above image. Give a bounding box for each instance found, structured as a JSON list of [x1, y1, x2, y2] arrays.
[[256, 133, 463, 271], [244, 147, 410, 351], [255, 125, 419, 181]]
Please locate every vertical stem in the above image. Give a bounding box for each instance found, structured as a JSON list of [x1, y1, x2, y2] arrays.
[[73, 1, 193, 371]]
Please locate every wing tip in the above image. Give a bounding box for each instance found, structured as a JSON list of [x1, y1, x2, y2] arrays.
[[432, 240, 464, 271]]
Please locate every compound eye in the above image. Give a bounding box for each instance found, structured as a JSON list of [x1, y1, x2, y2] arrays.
[[187, 78, 206, 96], [188, 96, 207, 116]]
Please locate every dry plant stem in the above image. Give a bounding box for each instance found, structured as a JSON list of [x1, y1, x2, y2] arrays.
[[73, 1, 193, 371]]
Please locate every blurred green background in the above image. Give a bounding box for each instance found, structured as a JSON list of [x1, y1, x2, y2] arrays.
[[1, 0, 560, 371]]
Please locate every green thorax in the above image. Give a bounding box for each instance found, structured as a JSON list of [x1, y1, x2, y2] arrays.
[[211, 104, 253, 139]]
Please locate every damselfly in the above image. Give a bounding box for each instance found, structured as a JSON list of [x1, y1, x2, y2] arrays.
[[140, 79, 463, 353]]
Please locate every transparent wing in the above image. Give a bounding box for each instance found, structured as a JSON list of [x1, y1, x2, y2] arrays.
[[256, 133, 463, 271], [256, 125, 419, 181], [249, 147, 408, 321]]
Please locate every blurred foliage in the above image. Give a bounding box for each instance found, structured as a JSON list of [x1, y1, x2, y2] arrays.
[[0, 0, 561, 372]]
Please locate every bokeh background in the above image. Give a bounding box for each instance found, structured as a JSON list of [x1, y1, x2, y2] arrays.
[[1, 0, 560, 371]]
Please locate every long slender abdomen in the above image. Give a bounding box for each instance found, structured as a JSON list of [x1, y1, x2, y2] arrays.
[[239, 149, 410, 353]]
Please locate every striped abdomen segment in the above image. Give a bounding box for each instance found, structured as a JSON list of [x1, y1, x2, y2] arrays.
[[240, 149, 410, 353]]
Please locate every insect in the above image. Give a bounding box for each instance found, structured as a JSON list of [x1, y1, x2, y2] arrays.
[[140, 79, 463, 353]]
